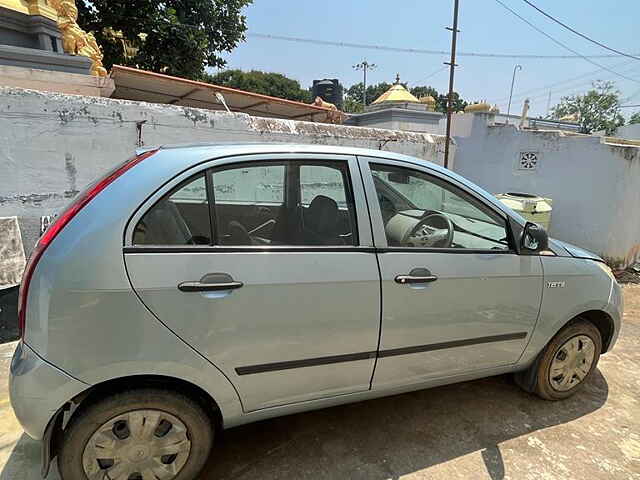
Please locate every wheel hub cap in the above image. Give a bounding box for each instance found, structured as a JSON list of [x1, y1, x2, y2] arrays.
[[82, 409, 191, 480], [549, 334, 595, 392]]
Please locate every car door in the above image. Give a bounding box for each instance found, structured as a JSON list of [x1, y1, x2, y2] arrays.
[[124, 154, 381, 411], [359, 157, 543, 389]]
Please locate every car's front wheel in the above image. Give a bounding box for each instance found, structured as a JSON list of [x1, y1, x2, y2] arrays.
[[58, 388, 213, 480], [533, 319, 602, 400]]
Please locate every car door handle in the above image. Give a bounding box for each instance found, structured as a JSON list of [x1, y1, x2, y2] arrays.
[[178, 281, 243, 292], [394, 275, 438, 284], [395, 267, 438, 285], [178, 272, 243, 292]]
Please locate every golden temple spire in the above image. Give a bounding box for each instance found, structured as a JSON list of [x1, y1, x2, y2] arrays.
[[372, 76, 420, 105]]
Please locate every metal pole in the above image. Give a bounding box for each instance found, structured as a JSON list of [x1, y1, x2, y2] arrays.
[[353, 61, 376, 109], [443, 0, 460, 170], [363, 63, 367, 106], [506, 64, 522, 124]]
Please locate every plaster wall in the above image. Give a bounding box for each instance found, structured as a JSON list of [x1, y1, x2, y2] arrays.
[[616, 123, 640, 140], [453, 113, 640, 267], [0, 87, 451, 254]]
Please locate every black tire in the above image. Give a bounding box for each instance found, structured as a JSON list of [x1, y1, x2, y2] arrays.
[[533, 320, 602, 400], [58, 388, 213, 480]]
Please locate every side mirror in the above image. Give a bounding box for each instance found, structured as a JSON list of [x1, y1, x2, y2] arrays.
[[521, 222, 549, 252]]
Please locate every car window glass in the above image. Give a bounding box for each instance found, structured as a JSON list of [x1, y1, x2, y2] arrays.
[[133, 174, 210, 245], [300, 165, 347, 207], [210, 161, 358, 246], [211, 164, 285, 246], [371, 164, 509, 250], [299, 164, 357, 246], [213, 165, 285, 204]]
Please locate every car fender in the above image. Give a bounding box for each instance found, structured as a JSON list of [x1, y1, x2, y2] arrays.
[[518, 256, 613, 367]]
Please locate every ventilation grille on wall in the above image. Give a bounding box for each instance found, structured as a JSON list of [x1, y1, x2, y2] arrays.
[[518, 151, 539, 171]]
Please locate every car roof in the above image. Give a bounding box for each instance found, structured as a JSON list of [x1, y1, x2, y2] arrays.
[[141, 141, 441, 171]]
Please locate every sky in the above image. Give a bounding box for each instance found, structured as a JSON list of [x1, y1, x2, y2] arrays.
[[218, 0, 640, 119]]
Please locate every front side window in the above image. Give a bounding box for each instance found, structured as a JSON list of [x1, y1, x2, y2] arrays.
[[133, 174, 210, 245], [211, 161, 358, 246], [371, 164, 510, 250]]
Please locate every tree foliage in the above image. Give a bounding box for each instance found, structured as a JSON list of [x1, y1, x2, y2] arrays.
[[203, 69, 312, 103], [412, 89, 467, 114], [550, 81, 624, 135], [629, 112, 640, 125], [344, 82, 392, 111], [77, 0, 251, 80]]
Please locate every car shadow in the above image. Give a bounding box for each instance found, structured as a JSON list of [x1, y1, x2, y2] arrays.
[[203, 370, 609, 480], [0, 370, 609, 480]]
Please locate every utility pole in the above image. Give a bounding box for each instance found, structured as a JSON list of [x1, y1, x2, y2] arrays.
[[506, 64, 523, 124], [353, 60, 377, 107], [546, 90, 552, 116], [444, 0, 460, 169]]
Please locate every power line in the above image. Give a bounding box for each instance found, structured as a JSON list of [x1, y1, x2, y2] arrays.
[[423, 66, 448, 82], [246, 33, 638, 60], [521, 0, 640, 62], [493, 1, 640, 85], [491, 60, 639, 105]]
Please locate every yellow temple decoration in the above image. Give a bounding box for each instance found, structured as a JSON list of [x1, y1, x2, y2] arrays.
[[0, 0, 58, 20], [49, 0, 107, 77], [419, 95, 437, 111], [372, 74, 420, 105], [464, 101, 492, 113]]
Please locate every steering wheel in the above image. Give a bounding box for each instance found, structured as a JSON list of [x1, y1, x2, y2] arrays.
[[402, 213, 454, 248]]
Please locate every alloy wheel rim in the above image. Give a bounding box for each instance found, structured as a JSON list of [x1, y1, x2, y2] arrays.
[[549, 335, 595, 392], [82, 409, 191, 480]]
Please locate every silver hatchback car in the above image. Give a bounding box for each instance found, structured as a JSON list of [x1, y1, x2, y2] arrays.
[[10, 144, 622, 479]]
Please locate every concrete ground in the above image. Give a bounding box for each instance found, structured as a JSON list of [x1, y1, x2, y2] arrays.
[[1, 287, 639, 480]]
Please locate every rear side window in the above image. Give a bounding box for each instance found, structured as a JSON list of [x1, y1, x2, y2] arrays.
[[132, 160, 359, 247], [133, 174, 211, 245], [211, 161, 358, 246]]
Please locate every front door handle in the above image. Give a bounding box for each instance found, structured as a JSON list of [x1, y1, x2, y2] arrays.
[[395, 267, 438, 285], [178, 281, 243, 292], [178, 272, 243, 292]]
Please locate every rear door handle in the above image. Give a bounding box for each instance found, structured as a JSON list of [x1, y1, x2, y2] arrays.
[[178, 281, 243, 292], [394, 275, 438, 284], [178, 272, 243, 292], [395, 267, 438, 285]]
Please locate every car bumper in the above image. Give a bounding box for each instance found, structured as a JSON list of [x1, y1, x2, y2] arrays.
[[603, 279, 623, 352], [9, 341, 88, 440]]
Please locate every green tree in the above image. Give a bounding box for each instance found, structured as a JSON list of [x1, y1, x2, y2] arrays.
[[202, 69, 312, 103], [629, 112, 640, 124], [436, 92, 468, 113], [343, 97, 364, 114], [410, 86, 467, 113], [550, 81, 624, 134], [345, 82, 392, 110], [410, 85, 438, 100], [77, 0, 251, 80]]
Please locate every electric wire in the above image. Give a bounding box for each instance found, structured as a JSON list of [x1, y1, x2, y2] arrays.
[[521, 0, 640, 61], [493, 0, 640, 84], [246, 32, 638, 60], [492, 62, 640, 107]]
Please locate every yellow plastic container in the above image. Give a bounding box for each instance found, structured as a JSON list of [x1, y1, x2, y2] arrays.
[[495, 192, 553, 231]]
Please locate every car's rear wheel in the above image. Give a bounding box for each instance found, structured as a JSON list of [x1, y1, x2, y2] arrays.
[[58, 388, 213, 480], [533, 320, 602, 400]]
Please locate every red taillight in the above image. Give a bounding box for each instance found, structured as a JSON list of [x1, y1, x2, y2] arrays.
[[18, 149, 158, 340]]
